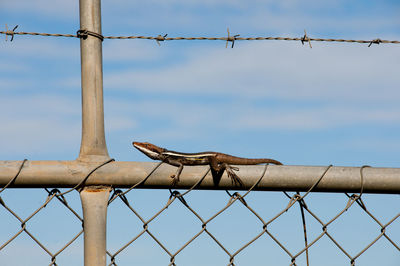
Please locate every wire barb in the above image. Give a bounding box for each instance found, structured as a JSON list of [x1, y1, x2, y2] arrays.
[[156, 34, 168, 46], [368, 38, 382, 47], [301, 29, 312, 48], [5, 24, 18, 41], [226, 28, 240, 48]]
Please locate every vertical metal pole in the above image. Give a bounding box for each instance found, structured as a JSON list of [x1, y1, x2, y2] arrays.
[[78, 0, 110, 265], [80, 187, 111, 266], [78, 0, 109, 161]]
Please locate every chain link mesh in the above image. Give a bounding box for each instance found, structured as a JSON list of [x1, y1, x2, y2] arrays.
[[105, 162, 399, 265], [0, 159, 112, 265], [1, 161, 399, 265], [0, 188, 83, 265]]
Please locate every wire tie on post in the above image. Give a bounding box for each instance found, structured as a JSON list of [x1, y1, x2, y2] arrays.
[[170, 256, 176, 266], [77, 29, 104, 41], [5, 24, 18, 42], [43, 188, 59, 208], [229, 256, 235, 266], [50, 256, 57, 266], [169, 190, 188, 206], [348, 165, 370, 210], [47, 188, 68, 206], [301, 29, 312, 48], [0, 159, 27, 194], [368, 38, 381, 47], [288, 193, 300, 208], [76, 29, 88, 39], [109, 188, 129, 206], [226, 27, 240, 48], [156, 34, 168, 46], [57, 158, 114, 196], [233, 192, 247, 206]]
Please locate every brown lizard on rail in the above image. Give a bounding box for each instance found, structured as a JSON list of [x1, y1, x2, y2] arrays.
[[133, 141, 282, 186]]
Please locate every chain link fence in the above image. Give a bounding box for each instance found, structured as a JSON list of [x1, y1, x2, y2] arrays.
[[1, 3, 400, 265], [1, 162, 399, 265]]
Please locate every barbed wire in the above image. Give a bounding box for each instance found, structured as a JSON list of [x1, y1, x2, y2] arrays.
[[1, 25, 399, 48]]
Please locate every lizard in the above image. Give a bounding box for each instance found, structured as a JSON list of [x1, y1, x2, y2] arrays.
[[132, 141, 282, 186]]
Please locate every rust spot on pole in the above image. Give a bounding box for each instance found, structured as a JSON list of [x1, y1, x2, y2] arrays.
[[84, 186, 111, 193]]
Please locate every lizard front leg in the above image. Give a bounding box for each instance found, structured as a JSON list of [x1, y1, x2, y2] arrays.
[[209, 157, 243, 187], [170, 163, 184, 186]]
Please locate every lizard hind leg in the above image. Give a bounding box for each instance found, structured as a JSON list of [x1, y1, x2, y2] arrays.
[[223, 163, 244, 187]]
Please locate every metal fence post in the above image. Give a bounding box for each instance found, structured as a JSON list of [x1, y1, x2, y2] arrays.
[[78, 0, 109, 161], [80, 187, 111, 266], [77, 0, 110, 264]]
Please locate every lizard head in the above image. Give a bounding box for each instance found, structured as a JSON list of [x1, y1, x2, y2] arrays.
[[132, 141, 165, 160]]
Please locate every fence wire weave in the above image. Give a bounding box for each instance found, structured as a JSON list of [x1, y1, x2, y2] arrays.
[[0, 159, 114, 265], [1, 160, 399, 265], [104, 162, 399, 266], [1, 26, 399, 48]]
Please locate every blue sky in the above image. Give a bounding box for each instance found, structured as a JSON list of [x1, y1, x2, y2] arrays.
[[0, 1, 400, 265]]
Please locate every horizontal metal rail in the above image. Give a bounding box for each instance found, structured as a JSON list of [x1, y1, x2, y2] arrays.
[[0, 160, 399, 193]]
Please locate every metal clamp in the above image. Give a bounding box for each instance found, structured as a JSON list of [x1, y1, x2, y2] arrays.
[[77, 29, 104, 41]]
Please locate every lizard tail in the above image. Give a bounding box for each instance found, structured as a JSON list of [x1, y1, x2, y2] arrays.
[[265, 159, 283, 165]]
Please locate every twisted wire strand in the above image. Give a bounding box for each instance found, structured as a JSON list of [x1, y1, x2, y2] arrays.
[[1, 29, 399, 46]]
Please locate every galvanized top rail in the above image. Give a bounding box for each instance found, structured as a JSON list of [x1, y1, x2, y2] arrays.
[[1, 160, 399, 194]]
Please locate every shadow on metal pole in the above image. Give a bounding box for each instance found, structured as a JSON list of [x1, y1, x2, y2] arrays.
[[80, 186, 111, 266]]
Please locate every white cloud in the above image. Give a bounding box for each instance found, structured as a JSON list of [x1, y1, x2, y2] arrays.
[[1, 0, 78, 19], [2, 0, 399, 38], [105, 116, 137, 131], [1, 0, 399, 157], [101, 0, 400, 36], [0, 94, 137, 156], [104, 42, 400, 102], [103, 41, 162, 62], [0, 117, 80, 155], [0, 39, 78, 60], [0, 95, 81, 155], [235, 106, 400, 130], [1, 79, 398, 156], [0, 95, 81, 116], [0, 78, 32, 90], [104, 97, 400, 134], [0, 61, 30, 72]]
